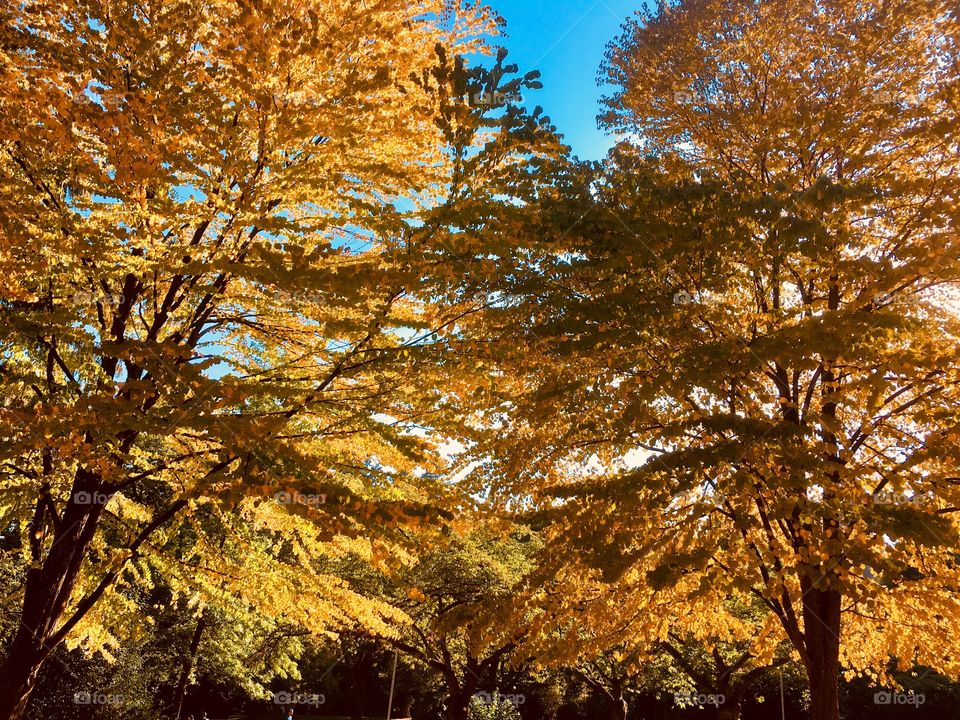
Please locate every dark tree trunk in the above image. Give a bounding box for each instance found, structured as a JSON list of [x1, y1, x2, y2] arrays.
[[0, 471, 106, 720], [349, 690, 364, 720], [803, 586, 842, 720], [444, 677, 479, 720], [345, 652, 370, 720], [173, 614, 206, 719], [441, 654, 483, 720], [0, 655, 39, 720], [608, 696, 627, 720], [808, 283, 843, 720], [446, 696, 471, 720]]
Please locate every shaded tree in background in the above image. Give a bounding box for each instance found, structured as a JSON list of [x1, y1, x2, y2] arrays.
[[352, 522, 539, 720]]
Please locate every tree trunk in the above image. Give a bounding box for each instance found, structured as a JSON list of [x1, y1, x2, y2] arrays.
[[446, 696, 471, 720], [0, 472, 106, 720], [173, 614, 206, 719], [442, 659, 480, 720], [0, 654, 39, 720], [345, 654, 368, 720], [349, 689, 364, 720], [807, 278, 843, 720], [803, 586, 842, 720], [608, 696, 627, 720]]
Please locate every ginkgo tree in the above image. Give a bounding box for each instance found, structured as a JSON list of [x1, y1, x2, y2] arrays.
[[447, 1, 960, 719], [516, 554, 796, 720], [0, 0, 566, 715]]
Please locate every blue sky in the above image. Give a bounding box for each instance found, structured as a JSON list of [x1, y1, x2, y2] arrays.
[[488, 0, 640, 160]]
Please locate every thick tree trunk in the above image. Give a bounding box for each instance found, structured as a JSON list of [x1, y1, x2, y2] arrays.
[[0, 472, 106, 720], [803, 586, 842, 720], [442, 658, 481, 720], [0, 655, 39, 720], [446, 696, 471, 720]]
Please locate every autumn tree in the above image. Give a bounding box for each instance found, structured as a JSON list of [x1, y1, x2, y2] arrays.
[[447, 1, 960, 719], [515, 537, 795, 720], [0, 0, 572, 715]]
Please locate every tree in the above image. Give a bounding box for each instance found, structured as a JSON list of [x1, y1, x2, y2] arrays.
[[0, 0, 517, 715], [352, 523, 539, 720], [516, 538, 795, 720], [653, 632, 795, 720], [573, 651, 634, 720], [468, 693, 522, 720], [449, 0, 960, 716]]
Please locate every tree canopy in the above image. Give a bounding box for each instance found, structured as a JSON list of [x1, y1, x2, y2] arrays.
[[1, 1, 959, 720]]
